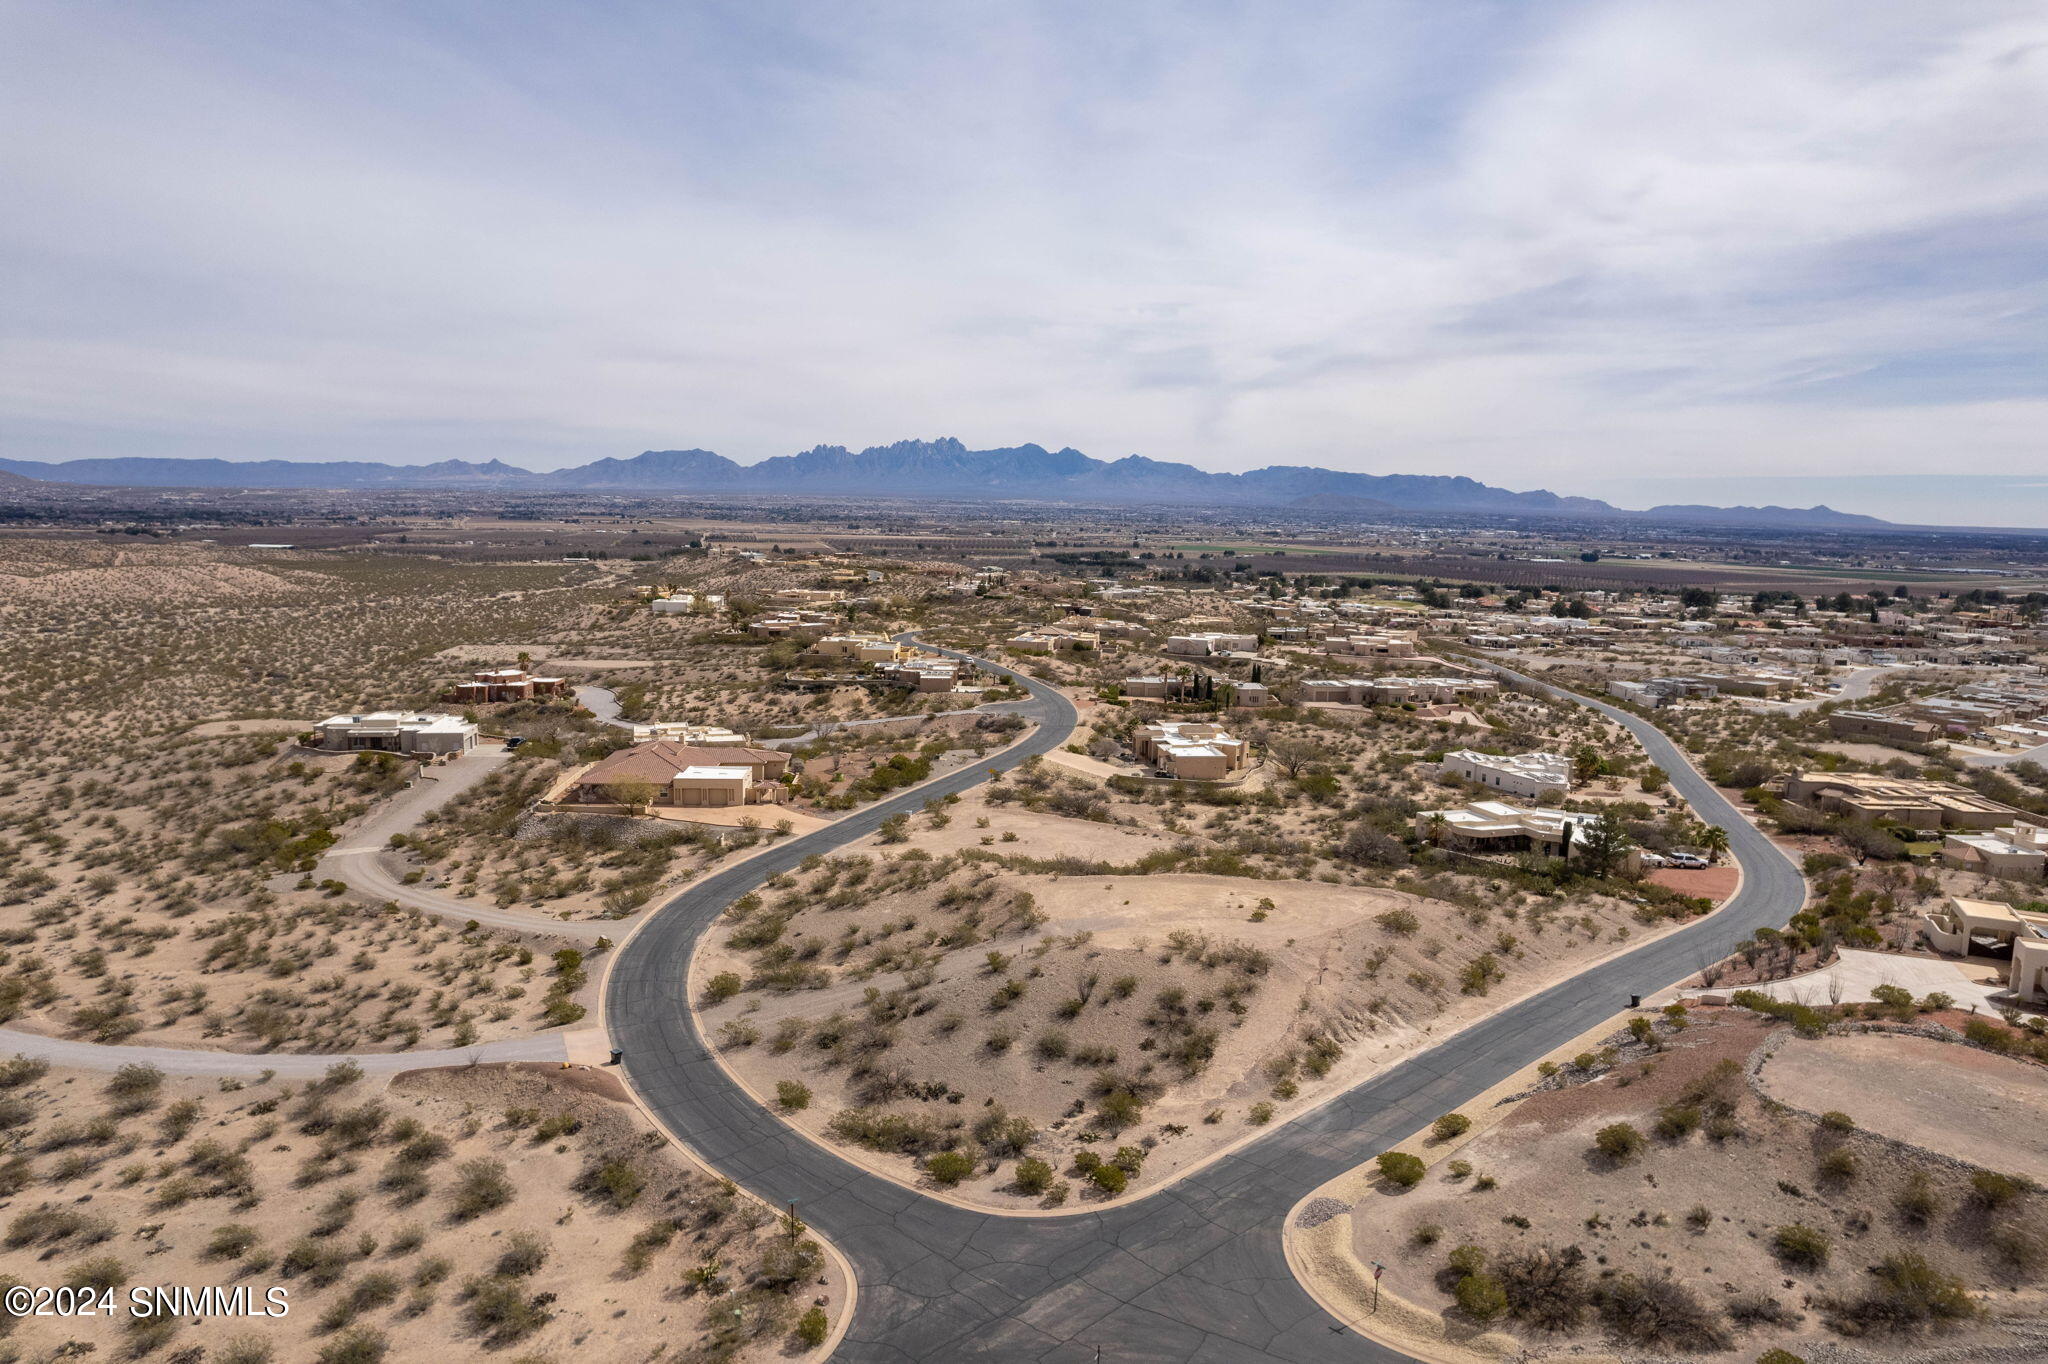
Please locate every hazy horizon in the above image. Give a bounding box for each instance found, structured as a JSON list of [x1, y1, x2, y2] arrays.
[[4, 3, 2043, 501]]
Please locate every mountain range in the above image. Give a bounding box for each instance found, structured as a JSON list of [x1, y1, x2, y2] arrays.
[[0, 438, 1886, 527]]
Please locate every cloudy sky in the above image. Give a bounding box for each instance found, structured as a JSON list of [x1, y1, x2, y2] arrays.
[[3, 1, 2043, 515]]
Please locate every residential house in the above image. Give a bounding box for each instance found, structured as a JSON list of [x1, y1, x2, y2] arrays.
[[1437, 749, 1570, 799], [316, 712, 478, 756], [444, 667, 567, 704], [1920, 896, 2048, 1004], [566, 740, 790, 807], [1131, 721, 1249, 781], [1780, 772, 2020, 829]]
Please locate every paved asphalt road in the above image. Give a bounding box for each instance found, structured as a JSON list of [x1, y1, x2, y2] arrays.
[[608, 647, 1809, 1361]]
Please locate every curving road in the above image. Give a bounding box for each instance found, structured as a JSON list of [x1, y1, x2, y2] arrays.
[[607, 648, 1809, 1361]]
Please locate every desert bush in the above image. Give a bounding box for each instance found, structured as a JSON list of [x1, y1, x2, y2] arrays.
[[1014, 1157, 1055, 1195], [579, 1158, 644, 1210], [775, 1080, 812, 1111], [796, 1305, 830, 1347], [449, 1159, 514, 1219], [1454, 1271, 1508, 1322], [1773, 1223, 1830, 1269], [925, 1150, 976, 1186], [1895, 1171, 1941, 1224], [1431, 1113, 1471, 1142], [1592, 1123, 1645, 1163], [1829, 1252, 1976, 1332], [1376, 1152, 1425, 1187], [494, 1232, 550, 1277], [1494, 1243, 1591, 1331], [1971, 1171, 2027, 1210], [1591, 1274, 1730, 1351], [462, 1274, 553, 1344]]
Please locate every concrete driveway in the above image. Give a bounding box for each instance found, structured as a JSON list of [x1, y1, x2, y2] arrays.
[[1679, 947, 2007, 1010]]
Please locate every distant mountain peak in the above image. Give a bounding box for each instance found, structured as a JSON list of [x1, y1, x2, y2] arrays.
[[0, 442, 1892, 527]]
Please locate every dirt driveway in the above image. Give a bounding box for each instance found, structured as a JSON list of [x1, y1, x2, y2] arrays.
[[1759, 1032, 2048, 1179]]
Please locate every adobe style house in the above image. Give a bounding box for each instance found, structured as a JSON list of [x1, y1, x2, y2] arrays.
[[1131, 720, 1248, 781], [566, 739, 790, 809], [799, 634, 910, 665], [1437, 749, 1570, 800], [316, 712, 478, 756], [1780, 772, 2020, 829], [1827, 710, 1938, 745], [443, 667, 567, 704], [1922, 896, 2048, 1004], [1943, 822, 2048, 880], [1417, 800, 1641, 873]]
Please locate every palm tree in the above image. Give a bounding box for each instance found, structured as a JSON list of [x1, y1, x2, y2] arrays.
[[1700, 826, 1730, 864]]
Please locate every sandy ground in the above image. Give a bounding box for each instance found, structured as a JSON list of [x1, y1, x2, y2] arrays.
[[1760, 1032, 2048, 1179], [1325, 1010, 2048, 1361], [0, 1061, 844, 1363]]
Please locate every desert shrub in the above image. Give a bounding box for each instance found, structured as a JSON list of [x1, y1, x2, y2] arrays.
[[1445, 1244, 1487, 1277], [1454, 1271, 1508, 1322], [1990, 1222, 2047, 1278], [1653, 1104, 1699, 1140], [1756, 1350, 1806, 1364], [1089, 1163, 1128, 1195], [796, 1305, 830, 1347], [1014, 1158, 1055, 1195], [1494, 1243, 1591, 1331], [702, 971, 744, 1005], [1592, 1123, 1645, 1163], [925, 1151, 976, 1186], [1411, 1223, 1442, 1247], [1592, 1274, 1730, 1351], [494, 1232, 549, 1277], [462, 1274, 553, 1344], [1817, 1149, 1858, 1183], [1895, 1171, 1941, 1224], [1818, 1110, 1856, 1132], [1971, 1171, 2026, 1210], [1830, 1252, 1976, 1333], [775, 1081, 812, 1111], [449, 1160, 514, 1219], [204, 1224, 261, 1260], [1773, 1223, 1830, 1269], [578, 1158, 644, 1210], [105, 1062, 164, 1113], [1376, 1152, 1425, 1187], [1432, 1113, 1471, 1142], [1375, 908, 1420, 935], [316, 1328, 388, 1364]]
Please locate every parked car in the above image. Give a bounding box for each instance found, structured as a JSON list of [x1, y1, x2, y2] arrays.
[[504, 736, 526, 750], [1638, 851, 1670, 869], [1667, 852, 1709, 869]]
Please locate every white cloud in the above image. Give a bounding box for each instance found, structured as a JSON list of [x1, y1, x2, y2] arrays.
[[0, 1, 2041, 499]]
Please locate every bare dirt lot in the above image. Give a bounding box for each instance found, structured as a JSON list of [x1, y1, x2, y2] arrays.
[[1760, 1031, 2048, 1180]]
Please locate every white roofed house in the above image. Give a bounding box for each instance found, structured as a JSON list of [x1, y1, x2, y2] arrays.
[[1437, 749, 1570, 800], [1132, 720, 1249, 781], [316, 712, 478, 756]]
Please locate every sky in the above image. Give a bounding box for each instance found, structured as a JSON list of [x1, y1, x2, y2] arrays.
[[2, 1, 2044, 521]]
